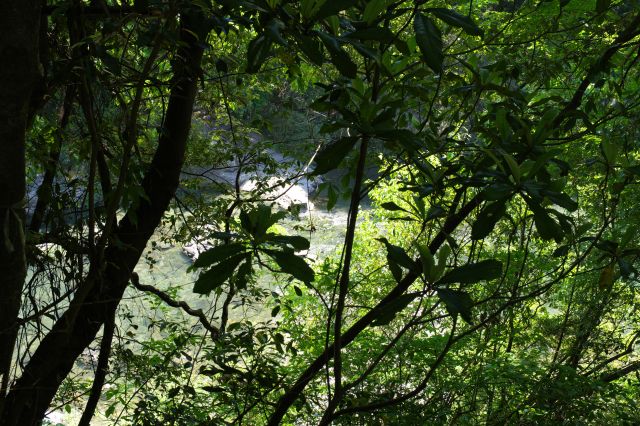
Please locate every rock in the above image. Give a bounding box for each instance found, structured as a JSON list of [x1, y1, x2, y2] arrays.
[[181, 224, 219, 261], [240, 177, 315, 211]]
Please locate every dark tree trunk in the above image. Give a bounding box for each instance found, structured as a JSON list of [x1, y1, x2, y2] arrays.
[[0, 11, 206, 425], [0, 0, 42, 401]]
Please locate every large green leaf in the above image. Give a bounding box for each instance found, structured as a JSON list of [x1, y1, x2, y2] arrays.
[[267, 234, 311, 251], [241, 205, 287, 238], [297, 35, 324, 66], [533, 209, 562, 241], [193, 253, 248, 295], [377, 238, 421, 274], [267, 250, 315, 283], [312, 137, 359, 175], [543, 190, 578, 212], [438, 259, 503, 284], [472, 200, 507, 240], [317, 32, 357, 78], [191, 243, 247, 270], [379, 201, 409, 212], [344, 27, 395, 43], [428, 8, 483, 36], [363, 0, 387, 24], [313, 0, 358, 20], [437, 289, 474, 324], [414, 13, 443, 73], [246, 35, 272, 73]]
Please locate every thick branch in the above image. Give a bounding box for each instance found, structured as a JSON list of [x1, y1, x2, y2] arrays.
[[601, 361, 640, 383]]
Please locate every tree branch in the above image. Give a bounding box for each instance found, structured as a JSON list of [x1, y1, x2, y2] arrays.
[[130, 273, 219, 339]]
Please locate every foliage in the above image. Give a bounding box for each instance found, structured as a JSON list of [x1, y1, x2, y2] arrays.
[[2, 0, 640, 424]]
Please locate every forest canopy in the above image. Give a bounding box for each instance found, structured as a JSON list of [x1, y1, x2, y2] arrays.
[[1, 0, 640, 424]]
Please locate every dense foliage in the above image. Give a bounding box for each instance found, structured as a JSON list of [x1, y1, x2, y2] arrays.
[[1, 0, 639, 424]]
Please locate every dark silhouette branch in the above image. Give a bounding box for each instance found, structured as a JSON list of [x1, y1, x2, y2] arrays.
[[130, 272, 219, 338]]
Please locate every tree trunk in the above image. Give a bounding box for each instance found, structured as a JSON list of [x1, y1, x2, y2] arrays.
[[0, 0, 42, 402], [0, 11, 206, 425]]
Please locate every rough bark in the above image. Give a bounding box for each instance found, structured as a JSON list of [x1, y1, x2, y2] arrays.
[[0, 11, 206, 425], [0, 0, 42, 400]]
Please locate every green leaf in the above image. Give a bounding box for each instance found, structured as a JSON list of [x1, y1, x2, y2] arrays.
[[426, 205, 446, 220], [240, 209, 252, 233], [344, 27, 395, 43], [267, 250, 315, 283], [482, 183, 513, 201], [313, 0, 358, 20], [438, 259, 503, 285], [193, 253, 248, 295], [372, 293, 418, 326], [268, 234, 311, 250], [598, 263, 614, 289], [201, 385, 225, 393], [246, 35, 272, 73], [437, 289, 474, 324], [553, 245, 570, 257], [543, 191, 578, 212], [234, 258, 253, 290], [191, 243, 246, 270], [377, 238, 420, 274], [496, 108, 510, 141], [472, 200, 507, 240], [363, 0, 387, 24], [301, 0, 324, 19], [271, 305, 281, 317], [327, 184, 338, 211], [428, 8, 483, 36], [434, 245, 451, 280], [503, 153, 521, 183], [105, 405, 116, 418], [297, 35, 324, 66], [418, 244, 435, 282], [241, 205, 286, 238], [317, 31, 357, 78], [380, 201, 408, 212], [414, 13, 443, 73], [601, 139, 617, 164], [312, 137, 359, 175], [375, 129, 421, 151], [533, 209, 562, 241]]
